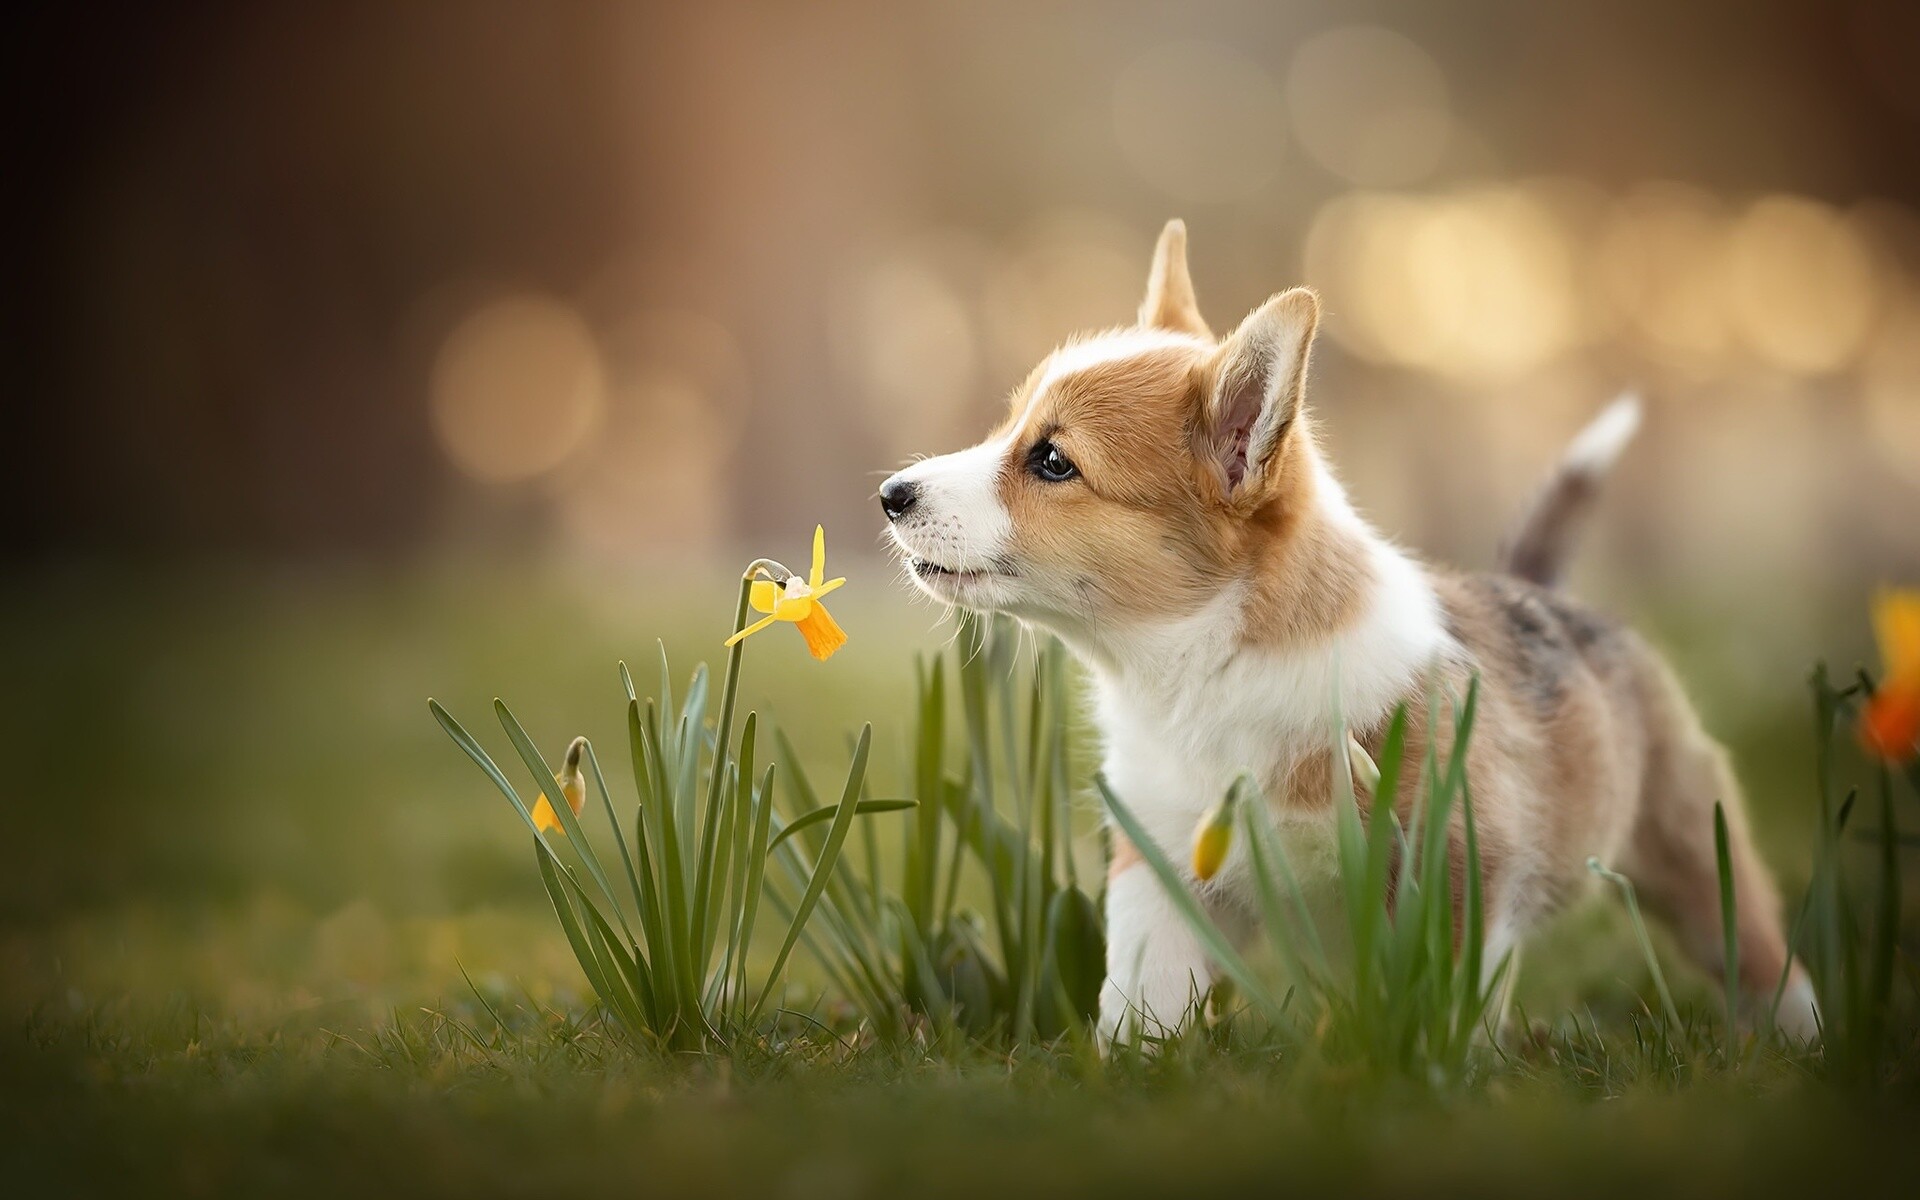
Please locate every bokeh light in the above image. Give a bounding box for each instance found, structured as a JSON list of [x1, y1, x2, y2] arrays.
[[556, 309, 748, 558], [984, 212, 1144, 376], [556, 366, 730, 558], [1598, 183, 1735, 372], [830, 234, 985, 456], [1287, 26, 1453, 186], [1307, 186, 1575, 379], [1722, 195, 1879, 374], [1112, 41, 1286, 203], [428, 294, 605, 483], [1862, 299, 1920, 484]]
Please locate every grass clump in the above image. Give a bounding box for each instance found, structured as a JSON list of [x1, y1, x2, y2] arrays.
[[421, 558, 1917, 1095], [1101, 679, 1507, 1087], [429, 565, 908, 1051]]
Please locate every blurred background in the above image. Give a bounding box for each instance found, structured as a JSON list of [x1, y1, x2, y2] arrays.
[[4, 0, 1918, 1025]]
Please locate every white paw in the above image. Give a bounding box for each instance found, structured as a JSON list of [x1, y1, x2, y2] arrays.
[[1773, 966, 1820, 1042]]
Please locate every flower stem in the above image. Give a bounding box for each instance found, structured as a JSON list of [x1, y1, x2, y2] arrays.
[[707, 573, 753, 842]]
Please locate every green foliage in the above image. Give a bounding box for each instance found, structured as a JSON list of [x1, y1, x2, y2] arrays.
[[425, 569, 1916, 1089], [779, 612, 1108, 1042], [1101, 680, 1508, 1086], [1795, 664, 1915, 1085], [910, 615, 1105, 1040], [428, 574, 908, 1050]]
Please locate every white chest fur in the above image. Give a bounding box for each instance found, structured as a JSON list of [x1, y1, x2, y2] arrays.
[[1083, 530, 1451, 886]]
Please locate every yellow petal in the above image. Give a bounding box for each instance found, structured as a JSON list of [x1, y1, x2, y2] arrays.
[[772, 592, 814, 622], [532, 793, 564, 835], [795, 603, 847, 660], [810, 525, 827, 589], [725, 612, 781, 647], [1874, 589, 1920, 683], [811, 577, 846, 602], [750, 579, 781, 614]]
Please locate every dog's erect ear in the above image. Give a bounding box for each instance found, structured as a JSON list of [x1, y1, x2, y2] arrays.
[[1203, 288, 1319, 501], [1138, 219, 1211, 338]]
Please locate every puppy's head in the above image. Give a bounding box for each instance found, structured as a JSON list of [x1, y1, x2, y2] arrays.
[[880, 220, 1323, 635]]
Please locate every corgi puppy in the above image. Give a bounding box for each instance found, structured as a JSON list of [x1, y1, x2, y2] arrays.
[[879, 220, 1818, 1045]]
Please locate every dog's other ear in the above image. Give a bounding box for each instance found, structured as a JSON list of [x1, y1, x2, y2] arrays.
[[1203, 287, 1319, 501], [1138, 219, 1211, 338]]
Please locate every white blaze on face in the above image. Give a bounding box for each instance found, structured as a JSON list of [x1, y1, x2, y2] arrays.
[[886, 438, 1016, 572], [883, 327, 1207, 578], [1026, 327, 1200, 399]]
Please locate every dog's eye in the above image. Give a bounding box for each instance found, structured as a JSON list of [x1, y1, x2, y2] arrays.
[[1029, 439, 1078, 483]]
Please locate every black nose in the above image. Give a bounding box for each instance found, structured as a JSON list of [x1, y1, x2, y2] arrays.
[[879, 477, 919, 521]]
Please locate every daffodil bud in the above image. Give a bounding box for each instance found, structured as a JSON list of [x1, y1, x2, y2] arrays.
[[1190, 786, 1240, 882], [1346, 733, 1381, 796], [560, 736, 586, 804], [532, 736, 589, 835]]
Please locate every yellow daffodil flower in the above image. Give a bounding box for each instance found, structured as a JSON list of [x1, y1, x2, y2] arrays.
[[1191, 784, 1241, 882], [531, 736, 588, 834], [725, 526, 848, 661], [1862, 589, 1920, 764]]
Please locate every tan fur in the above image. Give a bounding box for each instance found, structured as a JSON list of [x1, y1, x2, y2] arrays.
[[889, 218, 1805, 1033], [1139, 220, 1211, 338], [977, 296, 1356, 636], [992, 341, 1239, 622], [1101, 221, 1799, 1015], [1266, 508, 1797, 1006]]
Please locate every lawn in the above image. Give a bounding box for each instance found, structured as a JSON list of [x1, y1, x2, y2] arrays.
[[3, 559, 1915, 1197]]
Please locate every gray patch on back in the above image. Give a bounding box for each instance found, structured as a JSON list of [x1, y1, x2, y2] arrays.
[[1447, 575, 1619, 718]]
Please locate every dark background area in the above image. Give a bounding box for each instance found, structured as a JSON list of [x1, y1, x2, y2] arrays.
[[6, 0, 1918, 569]]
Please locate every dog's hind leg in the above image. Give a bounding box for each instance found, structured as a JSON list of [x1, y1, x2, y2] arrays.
[[1615, 668, 1818, 1039]]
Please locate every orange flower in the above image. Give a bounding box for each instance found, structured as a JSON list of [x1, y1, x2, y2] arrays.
[[1861, 589, 1920, 764], [531, 736, 588, 834], [724, 526, 848, 661]]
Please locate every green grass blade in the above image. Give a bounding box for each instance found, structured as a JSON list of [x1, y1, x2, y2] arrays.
[[732, 764, 778, 1024], [750, 725, 873, 1021], [656, 642, 674, 733], [562, 861, 661, 1035], [428, 699, 563, 847], [1096, 775, 1277, 1019], [768, 799, 917, 853], [493, 699, 637, 945], [1589, 857, 1683, 1031], [535, 841, 645, 1035], [909, 655, 947, 934], [624, 699, 672, 1007], [714, 712, 759, 1009], [1868, 765, 1900, 1056], [1455, 777, 1488, 1046], [1245, 799, 1330, 979], [644, 713, 699, 1019], [580, 740, 646, 928]]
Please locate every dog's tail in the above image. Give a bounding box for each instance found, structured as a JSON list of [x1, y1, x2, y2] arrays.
[[1502, 394, 1643, 588]]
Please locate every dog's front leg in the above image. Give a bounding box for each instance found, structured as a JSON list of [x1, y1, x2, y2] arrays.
[[1098, 853, 1217, 1047]]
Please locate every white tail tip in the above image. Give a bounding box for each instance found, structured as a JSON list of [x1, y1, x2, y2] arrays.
[[1563, 393, 1643, 476]]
